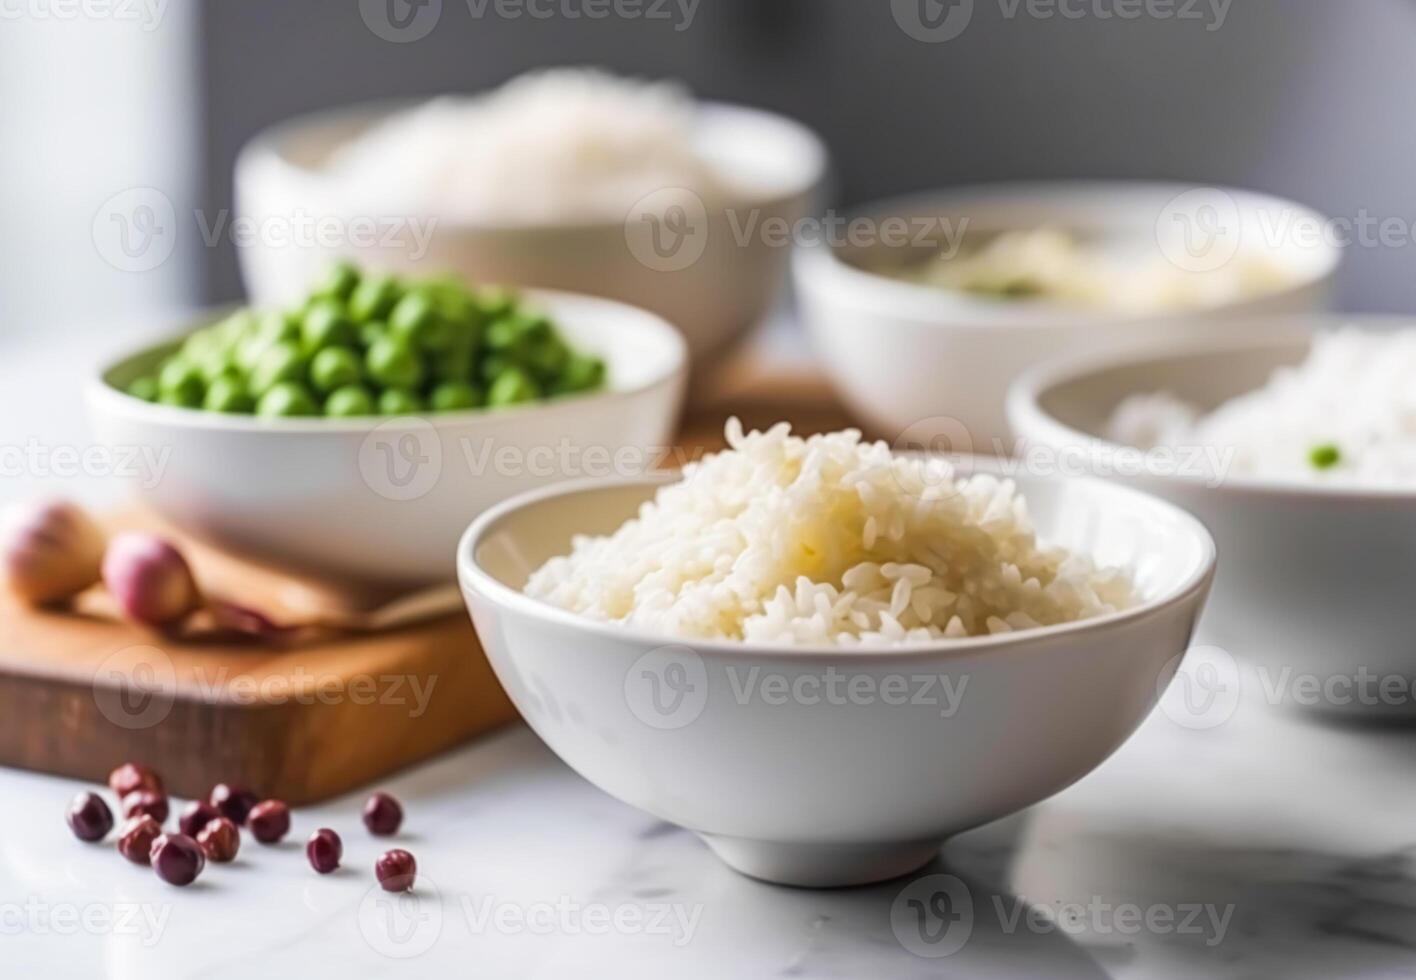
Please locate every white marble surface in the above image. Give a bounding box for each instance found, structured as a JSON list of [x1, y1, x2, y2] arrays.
[[5, 321, 1416, 977]]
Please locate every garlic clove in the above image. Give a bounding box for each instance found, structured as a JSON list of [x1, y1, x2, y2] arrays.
[[1, 499, 106, 605]]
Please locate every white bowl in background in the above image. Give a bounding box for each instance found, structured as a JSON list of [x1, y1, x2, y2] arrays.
[[794, 181, 1340, 449], [87, 290, 687, 588], [458, 464, 1215, 887], [1007, 315, 1416, 716], [235, 100, 827, 364]]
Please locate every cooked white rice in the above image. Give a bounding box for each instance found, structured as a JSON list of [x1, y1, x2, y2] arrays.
[[328, 68, 728, 223], [524, 421, 1136, 646], [1109, 328, 1416, 486]]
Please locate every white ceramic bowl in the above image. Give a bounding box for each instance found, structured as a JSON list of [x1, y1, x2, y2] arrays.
[[87, 290, 687, 588], [1007, 316, 1416, 716], [794, 181, 1340, 449], [235, 99, 827, 363], [458, 463, 1215, 887]]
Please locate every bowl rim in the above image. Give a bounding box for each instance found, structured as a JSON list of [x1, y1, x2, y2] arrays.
[[1006, 314, 1416, 503], [793, 179, 1341, 327], [86, 287, 689, 435], [456, 459, 1217, 661], [237, 97, 830, 234]]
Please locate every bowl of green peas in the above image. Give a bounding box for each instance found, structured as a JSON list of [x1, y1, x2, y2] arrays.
[[87, 264, 687, 586]]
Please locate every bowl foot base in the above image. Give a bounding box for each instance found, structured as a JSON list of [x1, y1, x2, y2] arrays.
[[699, 834, 940, 888]]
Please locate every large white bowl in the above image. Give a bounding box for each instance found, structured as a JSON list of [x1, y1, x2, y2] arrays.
[[794, 181, 1340, 449], [235, 99, 827, 363], [1007, 316, 1416, 716], [458, 464, 1215, 887], [87, 290, 687, 587]]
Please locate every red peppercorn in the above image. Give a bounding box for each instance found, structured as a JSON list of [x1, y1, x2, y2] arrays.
[[66, 792, 113, 842], [362, 792, 403, 836], [150, 833, 205, 886], [118, 815, 163, 865], [248, 800, 291, 844], [197, 817, 241, 863], [121, 790, 169, 825], [306, 828, 342, 874], [178, 800, 221, 838], [375, 849, 417, 892], [209, 784, 259, 826], [108, 762, 163, 799]]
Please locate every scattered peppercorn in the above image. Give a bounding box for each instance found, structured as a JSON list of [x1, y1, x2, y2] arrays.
[[150, 833, 206, 886], [108, 762, 163, 799], [118, 816, 163, 865], [121, 790, 169, 825], [375, 849, 417, 892], [197, 817, 241, 863], [248, 800, 291, 844], [66, 792, 113, 842], [306, 828, 343, 874], [210, 784, 260, 826], [362, 792, 403, 837], [178, 800, 221, 838]]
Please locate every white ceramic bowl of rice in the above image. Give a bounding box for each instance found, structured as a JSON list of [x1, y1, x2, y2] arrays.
[[1008, 315, 1416, 716], [458, 422, 1214, 886], [236, 69, 827, 363], [794, 181, 1339, 447]]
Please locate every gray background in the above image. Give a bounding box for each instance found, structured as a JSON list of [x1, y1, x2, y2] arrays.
[[4, 0, 1415, 336]]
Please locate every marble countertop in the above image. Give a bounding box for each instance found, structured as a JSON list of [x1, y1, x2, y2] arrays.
[[5, 322, 1416, 978]]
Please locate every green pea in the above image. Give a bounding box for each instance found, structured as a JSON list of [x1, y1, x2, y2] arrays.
[[314, 260, 360, 301], [1309, 443, 1341, 470], [158, 357, 206, 407], [250, 341, 307, 397], [204, 375, 254, 413], [478, 352, 514, 384], [257, 381, 320, 418], [476, 286, 517, 320], [485, 316, 527, 352], [525, 336, 568, 381], [429, 380, 483, 412], [378, 387, 425, 415], [196, 347, 241, 383], [359, 320, 388, 350], [310, 346, 363, 394], [348, 274, 400, 323], [302, 298, 357, 352], [388, 291, 443, 349], [126, 377, 159, 402], [257, 310, 301, 345], [366, 336, 424, 389], [487, 366, 541, 408], [324, 384, 376, 417], [431, 340, 475, 383], [551, 354, 606, 395]]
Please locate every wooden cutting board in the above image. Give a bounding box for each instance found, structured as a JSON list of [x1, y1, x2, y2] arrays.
[[0, 358, 856, 804]]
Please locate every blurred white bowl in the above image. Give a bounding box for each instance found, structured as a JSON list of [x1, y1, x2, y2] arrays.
[[1007, 316, 1416, 716], [458, 464, 1214, 887], [235, 99, 827, 364], [794, 182, 1340, 449], [87, 290, 686, 588]]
